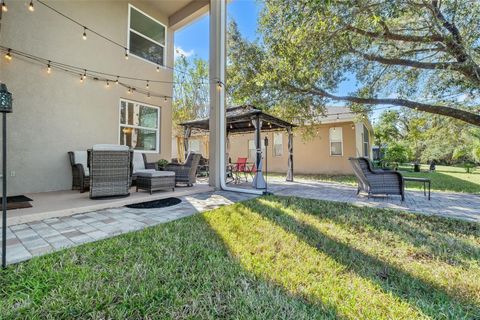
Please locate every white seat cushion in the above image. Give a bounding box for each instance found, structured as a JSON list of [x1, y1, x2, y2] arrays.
[[136, 171, 175, 178], [73, 151, 89, 176], [133, 152, 146, 173], [134, 169, 156, 175], [92, 144, 130, 151]]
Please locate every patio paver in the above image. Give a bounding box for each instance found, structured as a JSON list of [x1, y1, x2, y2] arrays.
[[1, 191, 255, 265], [268, 178, 480, 223]]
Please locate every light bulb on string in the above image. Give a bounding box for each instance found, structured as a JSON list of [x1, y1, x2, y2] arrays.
[[124, 49, 129, 60], [79, 74, 84, 83], [28, 0, 34, 11], [156, 66, 160, 72], [106, 80, 110, 88], [1, 1, 7, 12], [4, 49, 12, 60], [82, 27, 87, 40], [115, 76, 119, 85], [146, 80, 149, 89], [47, 61, 51, 74], [128, 87, 131, 94], [217, 80, 222, 89]]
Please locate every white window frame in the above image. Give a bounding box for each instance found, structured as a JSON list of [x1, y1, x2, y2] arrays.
[[273, 132, 283, 157], [329, 127, 343, 157], [118, 98, 161, 153], [127, 4, 167, 67]]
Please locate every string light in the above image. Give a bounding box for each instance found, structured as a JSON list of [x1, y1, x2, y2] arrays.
[[1, 0, 7, 12], [0, 46, 175, 100], [217, 80, 222, 89], [229, 124, 233, 129], [164, 96, 167, 102], [146, 80, 149, 89], [124, 49, 129, 60], [82, 27, 87, 40], [28, 0, 34, 12], [127, 87, 131, 94], [4, 49, 12, 60], [156, 66, 160, 72]]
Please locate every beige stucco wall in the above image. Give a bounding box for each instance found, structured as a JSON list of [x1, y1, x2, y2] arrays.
[[228, 122, 359, 175], [0, 1, 174, 195]]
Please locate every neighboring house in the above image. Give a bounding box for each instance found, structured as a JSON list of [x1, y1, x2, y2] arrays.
[[0, 0, 210, 195], [180, 106, 373, 175]]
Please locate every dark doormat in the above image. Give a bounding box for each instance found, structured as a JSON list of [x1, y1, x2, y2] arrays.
[[126, 197, 182, 209], [0, 195, 33, 210]]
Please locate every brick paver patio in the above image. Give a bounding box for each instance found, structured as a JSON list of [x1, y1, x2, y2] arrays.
[[268, 178, 480, 223], [2, 179, 479, 265]]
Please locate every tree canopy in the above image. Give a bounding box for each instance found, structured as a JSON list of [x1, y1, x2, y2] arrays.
[[227, 0, 480, 126]]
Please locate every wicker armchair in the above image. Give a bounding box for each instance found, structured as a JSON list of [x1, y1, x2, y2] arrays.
[[165, 153, 201, 186], [88, 145, 133, 199], [349, 157, 405, 201], [68, 151, 89, 193]]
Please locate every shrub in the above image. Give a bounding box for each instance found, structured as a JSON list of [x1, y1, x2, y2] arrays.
[[384, 143, 409, 169]]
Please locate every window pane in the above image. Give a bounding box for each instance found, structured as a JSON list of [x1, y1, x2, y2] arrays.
[[130, 7, 165, 45], [120, 126, 157, 151], [139, 105, 158, 129], [127, 102, 135, 125], [129, 32, 164, 65], [120, 101, 126, 124], [331, 142, 342, 156]]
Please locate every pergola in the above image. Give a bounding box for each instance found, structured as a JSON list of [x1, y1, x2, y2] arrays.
[[179, 105, 296, 187]]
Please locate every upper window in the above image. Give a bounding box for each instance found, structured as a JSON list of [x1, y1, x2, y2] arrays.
[[329, 127, 343, 156], [363, 125, 370, 157], [119, 99, 160, 152], [128, 5, 166, 66], [273, 132, 283, 157]]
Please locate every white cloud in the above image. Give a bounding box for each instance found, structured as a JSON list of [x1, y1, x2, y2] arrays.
[[174, 46, 194, 59]]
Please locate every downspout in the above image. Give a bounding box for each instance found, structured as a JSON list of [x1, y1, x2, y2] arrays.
[[214, 0, 262, 195]]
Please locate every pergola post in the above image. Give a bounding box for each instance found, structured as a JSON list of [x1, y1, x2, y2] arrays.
[[252, 116, 266, 189], [183, 126, 191, 160], [286, 126, 294, 182]]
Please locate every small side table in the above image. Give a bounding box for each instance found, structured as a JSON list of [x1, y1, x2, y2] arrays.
[[403, 177, 431, 200]]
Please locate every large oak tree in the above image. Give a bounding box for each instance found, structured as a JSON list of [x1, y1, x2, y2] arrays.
[[227, 0, 480, 126]]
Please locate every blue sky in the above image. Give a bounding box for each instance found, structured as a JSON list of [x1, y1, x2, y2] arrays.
[[175, 0, 262, 60]]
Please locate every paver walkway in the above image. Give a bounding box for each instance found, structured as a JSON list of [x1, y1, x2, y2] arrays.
[[268, 178, 480, 222], [2, 179, 479, 265], [1, 191, 254, 265]]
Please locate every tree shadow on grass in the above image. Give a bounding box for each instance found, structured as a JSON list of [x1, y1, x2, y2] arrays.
[[0, 212, 337, 319], [240, 197, 480, 319], [283, 197, 480, 267]]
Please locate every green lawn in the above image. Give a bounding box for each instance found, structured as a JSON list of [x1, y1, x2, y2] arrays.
[[271, 165, 480, 194], [1, 196, 479, 319]]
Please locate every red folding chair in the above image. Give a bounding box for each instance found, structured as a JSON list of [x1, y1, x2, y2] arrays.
[[233, 157, 250, 183]]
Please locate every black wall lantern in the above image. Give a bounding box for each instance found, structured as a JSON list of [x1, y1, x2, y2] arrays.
[[0, 83, 12, 268]]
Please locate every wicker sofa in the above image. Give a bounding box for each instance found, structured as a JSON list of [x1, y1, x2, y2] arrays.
[[349, 157, 405, 201], [88, 145, 133, 199], [165, 152, 201, 186], [68, 151, 90, 193]]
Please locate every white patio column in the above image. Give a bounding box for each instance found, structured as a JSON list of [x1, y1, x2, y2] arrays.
[[208, 0, 227, 189]]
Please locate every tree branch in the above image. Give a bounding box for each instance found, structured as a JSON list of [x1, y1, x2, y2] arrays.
[[287, 85, 480, 126], [345, 25, 444, 43]]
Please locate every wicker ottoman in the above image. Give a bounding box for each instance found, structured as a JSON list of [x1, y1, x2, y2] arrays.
[[136, 171, 176, 194]]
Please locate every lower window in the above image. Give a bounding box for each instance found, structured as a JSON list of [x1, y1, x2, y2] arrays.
[[119, 99, 160, 152]]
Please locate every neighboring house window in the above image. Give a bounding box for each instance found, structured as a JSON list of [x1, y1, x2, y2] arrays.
[[189, 139, 201, 154], [273, 132, 283, 157], [329, 127, 343, 156], [119, 99, 160, 152], [128, 5, 166, 66], [363, 125, 370, 157], [248, 139, 265, 161]]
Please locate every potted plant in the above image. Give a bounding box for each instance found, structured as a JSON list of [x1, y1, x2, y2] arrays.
[[157, 159, 169, 171]]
